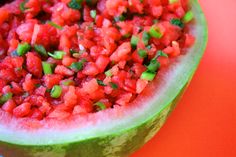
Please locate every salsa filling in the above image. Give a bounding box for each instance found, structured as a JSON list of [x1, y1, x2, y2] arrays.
[[0, 0, 195, 120]]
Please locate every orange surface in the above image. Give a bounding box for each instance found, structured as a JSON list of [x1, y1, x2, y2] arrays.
[[132, 0, 236, 157]]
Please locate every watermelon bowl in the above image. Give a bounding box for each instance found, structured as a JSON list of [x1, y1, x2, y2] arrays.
[[0, 0, 207, 156]]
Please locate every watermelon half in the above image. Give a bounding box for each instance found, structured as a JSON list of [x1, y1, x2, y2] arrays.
[[0, 0, 208, 156]]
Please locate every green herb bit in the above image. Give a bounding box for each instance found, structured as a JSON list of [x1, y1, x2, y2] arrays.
[[170, 18, 184, 28], [123, 33, 131, 39], [97, 79, 106, 86], [157, 50, 168, 57], [90, 10, 97, 19], [94, 102, 106, 111], [47, 21, 63, 30], [114, 14, 126, 22], [149, 26, 163, 39], [35, 84, 41, 88], [17, 43, 31, 56], [0, 93, 13, 105], [48, 51, 65, 60], [42, 62, 53, 74], [70, 49, 79, 54], [68, 0, 83, 10], [138, 49, 147, 58], [20, 1, 27, 12], [183, 11, 194, 23], [51, 85, 62, 98], [70, 59, 86, 72], [142, 31, 150, 46], [109, 82, 118, 89], [147, 59, 160, 72], [34, 44, 48, 57], [131, 35, 139, 48]]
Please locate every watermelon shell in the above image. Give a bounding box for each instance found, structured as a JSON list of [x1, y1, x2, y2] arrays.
[[0, 0, 208, 156]]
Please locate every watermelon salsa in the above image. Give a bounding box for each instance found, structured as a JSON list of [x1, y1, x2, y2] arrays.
[[0, 0, 195, 120]]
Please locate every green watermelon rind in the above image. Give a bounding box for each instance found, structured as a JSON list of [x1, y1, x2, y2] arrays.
[[0, 0, 208, 156]]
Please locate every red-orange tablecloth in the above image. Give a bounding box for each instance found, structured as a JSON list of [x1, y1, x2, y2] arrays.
[[132, 0, 235, 156]]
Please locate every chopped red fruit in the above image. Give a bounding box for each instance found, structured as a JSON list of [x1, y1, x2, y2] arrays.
[[13, 102, 31, 118]]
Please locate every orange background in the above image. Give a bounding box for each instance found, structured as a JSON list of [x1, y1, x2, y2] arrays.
[[132, 0, 235, 157]]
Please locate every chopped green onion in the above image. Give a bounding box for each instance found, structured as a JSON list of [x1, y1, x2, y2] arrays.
[[97, 79, 106, 86], [0, 93, 13, 105], [105, 70, 112, 77], [169, 0, 178, 4], [35, 84, 41, 88], [114, 14, 126, 22], [182, 11, 194, 23], [62, 80, 74, 86], [70, 62, 83, 71], [94, 102, 106, 111], [17, 43, 31, 56], [68, 0, 83, 10], [70, 59, 86, 72], [157, 50, 168, 57], [90, 10, 97, 19], [109, 82, 118, 89], [34, 44, 48, 57], [131, 35, 139, 48], [149, 26, 162, 38], [47, 21, 63, 30], [147, 59, 160, 72], [48, 51, 65, 59], [42, 62, 53, 74], [19, 1, 27, 12], [122, 33, 131, 39], [69, 49, 79, 55], [51, 85, 62, 98], [170, 18, 184, 28], [141, 71, 156, 81], [142, 31, 150, 46], [138, 49, 147, 58]]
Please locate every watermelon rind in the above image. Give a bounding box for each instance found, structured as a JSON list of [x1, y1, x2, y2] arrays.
[[0, 0, 208, 156]]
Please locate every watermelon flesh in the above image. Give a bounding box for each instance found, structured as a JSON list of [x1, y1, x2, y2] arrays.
[[0, 0, 207, 156], [0, 0, 196, 119]]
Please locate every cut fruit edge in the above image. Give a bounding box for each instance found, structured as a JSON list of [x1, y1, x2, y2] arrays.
[[0, 0, 208, 146]]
